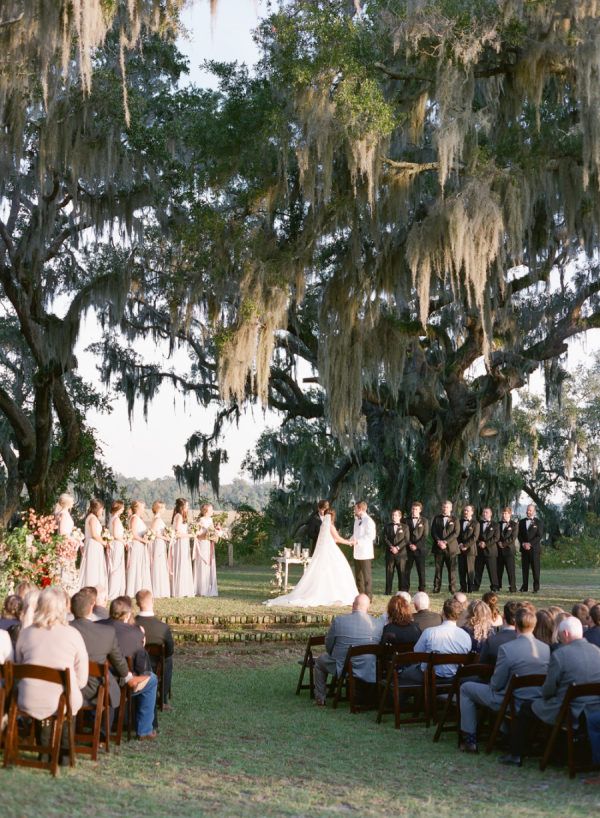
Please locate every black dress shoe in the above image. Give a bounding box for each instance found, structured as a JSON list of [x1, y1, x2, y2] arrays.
[[519, 586, 527, 592], [499, 754, 522, 767]]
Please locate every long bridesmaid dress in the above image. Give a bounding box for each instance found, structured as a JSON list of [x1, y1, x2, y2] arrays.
[[150, 516, 171, 598], [56, 508, 78, 594], [193, 514, 219, 597], [126, 513, 152, 597], [170, 513, 194, 598], [78, 513, 108, 589], [107, 514, 126, 599]]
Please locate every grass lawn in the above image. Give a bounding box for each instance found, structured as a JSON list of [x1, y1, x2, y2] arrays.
[[2, 564, 600, 817]]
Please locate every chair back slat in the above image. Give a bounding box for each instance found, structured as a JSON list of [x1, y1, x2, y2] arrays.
[[12, 663, 68, 686]]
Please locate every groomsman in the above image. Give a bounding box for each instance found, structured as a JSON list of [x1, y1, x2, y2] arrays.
[[352, 501, 376, 601], [403, 502, 429, 592], [431, 501, 459, 594], [384, 510, 410, 594], [457, 505, 479, 593], [474, 507, 499, 591], [497, 507, 518, 592], [518, 503, 543, 593]]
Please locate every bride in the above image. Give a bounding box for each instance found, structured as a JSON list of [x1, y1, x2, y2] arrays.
[[265, 510, 358, 607]]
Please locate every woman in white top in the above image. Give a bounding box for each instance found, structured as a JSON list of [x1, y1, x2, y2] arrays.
[[170, 498, 194, 598], [54, 492, 78, 594], [78, 499, 108, 589], [126, 500, 152, 597], [107, 500, 127, 599], [0, 629, 13, 663], [193, 502, 219, 597], [15, 587, 88, 720], [150, 500, 171, 598]]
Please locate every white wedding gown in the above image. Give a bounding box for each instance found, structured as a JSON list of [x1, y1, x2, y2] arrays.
[[265, 514, 358, 607]]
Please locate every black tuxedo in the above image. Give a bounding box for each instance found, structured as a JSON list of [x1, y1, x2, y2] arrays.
[[474, 519, 499, 591], [135, 613, 175, 704], [70, 618, 129, 708], [497, 519, 518, 591], [403, 515, 429, 592], [383, 520, 410, 594], [518, 516, 543, 591], [304, 511, 324, 554], [98, 618, 151, 675], [430, 514, 459, 593], [457, 518, 480, 593]]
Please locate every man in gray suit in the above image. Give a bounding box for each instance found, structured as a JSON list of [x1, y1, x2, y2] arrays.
[[313, 594, 383, 705], [459, 606, 549, 752], [501, 616, 600, 765]]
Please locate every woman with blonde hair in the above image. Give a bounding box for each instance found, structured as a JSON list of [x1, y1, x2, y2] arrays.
[[150, 501, 171, 598], [461, 600, 493, 653], [15, 587, 88, 721], [170, 498, 194, 597], [54, 493, 79, 594], [126, 500, 152, 597], [20, 589, 40, 629], [193, 502, 219, 597], [78, 499, 108, 589], [107, 500, 127, 599]]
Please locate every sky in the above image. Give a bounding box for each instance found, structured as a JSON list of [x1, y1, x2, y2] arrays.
[[79, 0, 600, 485]]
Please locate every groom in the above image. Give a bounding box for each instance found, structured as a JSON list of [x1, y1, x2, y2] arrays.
[[351, 501, 376, 601]]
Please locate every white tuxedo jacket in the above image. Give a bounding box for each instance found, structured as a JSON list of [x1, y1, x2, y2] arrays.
[[353, 514, 376, 560]]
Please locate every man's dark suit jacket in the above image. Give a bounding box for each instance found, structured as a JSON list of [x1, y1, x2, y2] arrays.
[[98, 618, 150, 675], [383, 521, 410, 554], [403, 516, 429, 554], [413, 609, 443, 632], [430, 515, 459, 556], [134, 614, 175, 657], [518, 517, 543, 551], [477, 520, 499, 556], [585, 627, 600, 649], [498, 520, 518, 552], [304, 512, 323, 548], [457, 519, 480, 556], [70, 617, 129, 707], [479, 626, 518, 665]]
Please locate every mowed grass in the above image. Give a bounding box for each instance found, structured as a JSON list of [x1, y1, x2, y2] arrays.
[[2, 564, 600, 817]]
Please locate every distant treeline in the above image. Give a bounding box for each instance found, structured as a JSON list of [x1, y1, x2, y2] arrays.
[[115, 474, 275, 511]]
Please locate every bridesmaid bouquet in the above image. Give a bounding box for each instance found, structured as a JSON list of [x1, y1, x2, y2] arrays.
[[147, 529, 157, 543], [163, 526, 175, 542], [71, 528, 84, 551], [188, 522, 200, 538], [101, 528, 113, 549]]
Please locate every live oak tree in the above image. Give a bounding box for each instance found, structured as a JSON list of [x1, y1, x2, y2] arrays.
[[97, 1, 600, 526], [0, 37, 194, 521]]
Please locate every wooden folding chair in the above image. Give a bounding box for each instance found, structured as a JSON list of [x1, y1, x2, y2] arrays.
[[379, 641, 417, 654], [433, 663, 493, 744], [376, 651, 431, 728], [332, 645, 385, 713], [147, 644, 166, 711], [74, 660, 111, 760], [296, 635, 326, 698], [540, 682, 600, 778], [427, 653, 478, 725], [112, 656, 135, 745], [0, 661, 13, 753], [485, 673, 546, 754], [3, 664, 74, 776]]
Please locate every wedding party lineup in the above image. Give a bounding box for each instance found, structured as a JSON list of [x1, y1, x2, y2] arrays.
[[4, 0, 600, 815]]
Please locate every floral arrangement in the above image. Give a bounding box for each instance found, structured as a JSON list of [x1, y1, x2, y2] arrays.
[[270, 546, 311, 591], [0, 509, 70, 590]]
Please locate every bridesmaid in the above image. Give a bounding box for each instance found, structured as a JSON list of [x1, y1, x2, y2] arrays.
[[126, 500, 152, 597], [193, 502, 219, 597], [150, 501, 171, 598], [107, 500, 127, 599], [170, 498, 194, 598], [78, 499, 108, 589], [54, 493, 78, 594]]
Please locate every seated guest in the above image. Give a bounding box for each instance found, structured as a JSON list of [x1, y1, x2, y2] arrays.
[[412, 592, 442, 632], [459, 606, 550, 752], [14, 580, 35, 600], [81, 586, 109, 621], [533, 609, 554, 646], [501, 616, 600, 766], [585, 604, 600, 648], [0, 594, 23, 646], [583, 597, 597, 610], [380, 595, 421, 648], [454, 592, 469, 627], [461, 600, 493, 654], [398, 598, 472, 685], [0, 629, 13, 662], [20, 589, 40, 628], [482, 592, 503, 628], [98, 596, 158, 740], [550, 611, 570, 651], [572, 603, 591, 630], [479, 601, 520, 666], [314, 594, 383, 706], [15, 587, 88, 737], [70, 589, 153, 729], [135, 589, 175, 707]]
